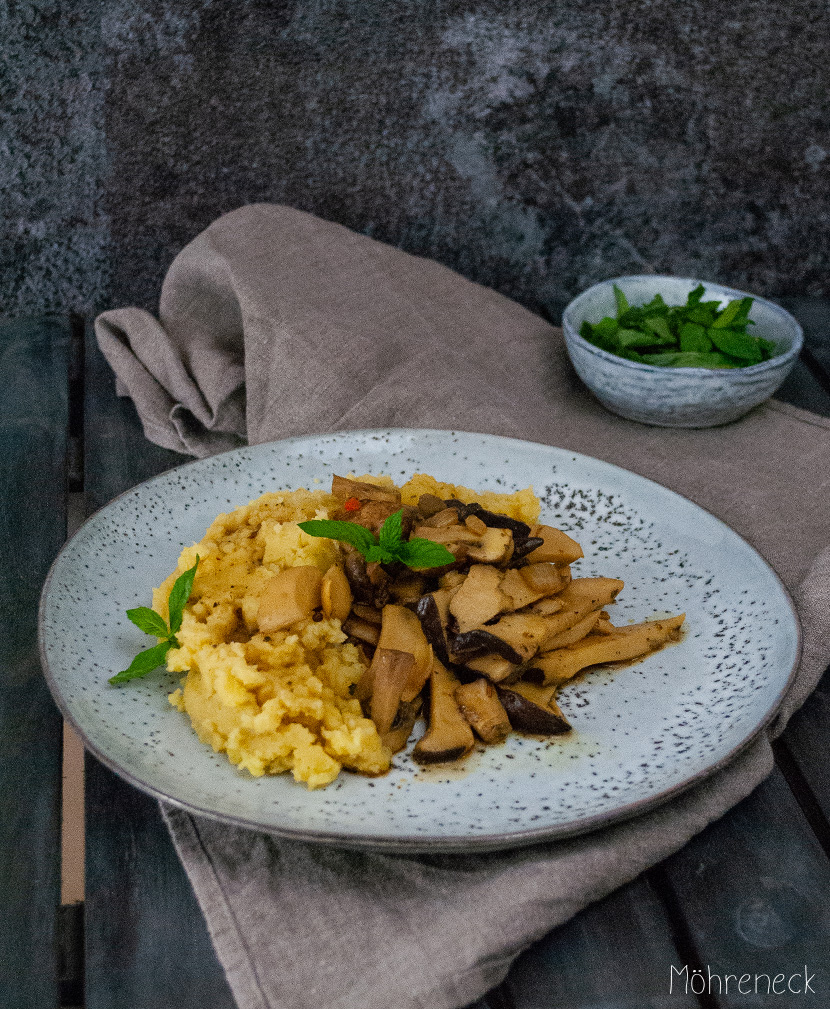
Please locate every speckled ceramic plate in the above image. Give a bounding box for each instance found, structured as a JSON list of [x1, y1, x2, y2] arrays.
[[39, 429, 800, 852]]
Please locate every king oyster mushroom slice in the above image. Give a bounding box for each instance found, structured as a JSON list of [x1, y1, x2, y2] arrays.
[[257, 566, 323, 633], [415, 593, 451, 667], [449, 564, 509, 634], [376, 604, 433, 702], [382, 696, 423, 753], [412, 659, 475, 765], [331, 474, 401, 504], [496, 681, 572, 735], [321, 564, 353, 623], [467, 526, 514, 564], [366, 647, 417, 736], [455, 678, 511, 744], [524, 524, 584, 565]]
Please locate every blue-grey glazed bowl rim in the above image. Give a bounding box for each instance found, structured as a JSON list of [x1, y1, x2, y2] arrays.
[[562, 275, 804, 377], [38, 428, 802, 853]]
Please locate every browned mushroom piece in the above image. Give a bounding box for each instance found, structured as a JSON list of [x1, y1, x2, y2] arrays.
[[321, 564, 353, 623], [448, 564, 508, 634], [416, 493, 447, 518], [462, 653, 520, 684], [414, 593, 450, 666], [381, 696, 423, 753], [466, 527, 514, 564], [455, 678, 511, 744], [496, 681, 572, 735], [524, 525, 584, 565], [331, 475, 401, 504], [366, 648, 416, 735], [257, 566, 323, 633], [499, 567, 548, 611], [412, 659, 475, 765], [519, 562, 569, 596], [376, 604, 433, 702], [342, 615, 381, 648], [450, 627, 524, 666]]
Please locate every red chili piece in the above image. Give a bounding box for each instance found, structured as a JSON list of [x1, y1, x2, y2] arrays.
[[344, 497, 361, 512]]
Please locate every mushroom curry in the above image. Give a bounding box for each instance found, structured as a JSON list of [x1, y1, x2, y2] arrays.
[[294, 474, 684, 766]]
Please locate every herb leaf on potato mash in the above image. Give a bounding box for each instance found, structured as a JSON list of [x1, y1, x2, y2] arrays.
[[109, 557, 199, 684], [112, 474, 684, 789]]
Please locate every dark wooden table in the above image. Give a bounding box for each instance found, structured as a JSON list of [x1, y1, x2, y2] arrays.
[[3, 304, 830, 1009]]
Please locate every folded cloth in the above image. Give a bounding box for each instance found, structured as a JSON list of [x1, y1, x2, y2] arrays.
[[96, 204, 830, 1009]]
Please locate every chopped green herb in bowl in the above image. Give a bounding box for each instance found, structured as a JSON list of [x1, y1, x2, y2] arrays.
[[561, 275, 803, 427], [579, 284, 777, 369]]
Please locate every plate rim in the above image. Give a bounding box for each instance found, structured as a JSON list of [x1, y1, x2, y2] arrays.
[[38, 426, 803, 852]]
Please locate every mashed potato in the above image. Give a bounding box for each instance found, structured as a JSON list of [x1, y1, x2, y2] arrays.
[[156, 476, 539, 789]]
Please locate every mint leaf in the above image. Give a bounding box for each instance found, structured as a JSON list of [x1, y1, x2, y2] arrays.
[[711, 296, 752, 329], [167, 556, 200, 634], [707, 328, 764, 362], [686, 284, 706, 306], [109, 640, 173, 684], [395, 538, 456, 569], [298, 519, 377, 557], [678, 322, 713, 353], [613, 284, 629, 316], [126, 606, 170, 637], [378, 509, 403, 553], [366, 543, 397, 564]]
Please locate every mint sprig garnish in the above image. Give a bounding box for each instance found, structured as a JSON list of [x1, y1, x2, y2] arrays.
[[109, 556, 199, 685], [298, 511, 455, 569]]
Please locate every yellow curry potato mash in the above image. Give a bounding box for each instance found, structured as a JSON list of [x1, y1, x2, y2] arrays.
[[156, 477, 538, 790], [157, 487, 389, 789]]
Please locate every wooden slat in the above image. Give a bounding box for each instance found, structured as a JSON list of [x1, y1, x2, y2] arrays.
[[82, 328, 236, 1008], [501, 875, 699, 1008], [778, 673, 830, 825], [0, 317, 69, 1009], [660, 769, 830, 1006]]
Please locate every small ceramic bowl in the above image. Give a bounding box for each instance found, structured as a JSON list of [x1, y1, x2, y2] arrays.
[[561, 275, 803, 427]]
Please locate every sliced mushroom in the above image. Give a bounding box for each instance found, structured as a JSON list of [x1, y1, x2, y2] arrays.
[[519, 562, 568, 596], [462, 653, 520, 683], [257, 566, 323, 633], [450, 627, 524, 666], [377, 604, 433, 702], [368, 648, 417, 735], [381, 696, 423, 753], [467, 527, 514, 564], [524, 525, 584, 565], [529, 595, 564, 616], [342, 615, 381, 647], [496, 682, 571, 734], [416, 493, 447, 518], [421, 507, 462, 529], [532, 614, 685, 685], [415, 593, 450, 667], [412, 659, 475, 765], [456, 678, 511, 743], [331, 475, 401, 504], [449, 564, 509, 634], [321, 564, 353, 623], [533, 609, 602, 654], [536, 577, 626, 647], [499, 567, 547, 611], [463, 513, 488, 537], [412, 523, 482, 545], [484, 612, 552, 663]]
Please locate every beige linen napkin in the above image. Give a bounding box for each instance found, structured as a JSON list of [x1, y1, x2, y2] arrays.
[[96, 204, 830, 1009]]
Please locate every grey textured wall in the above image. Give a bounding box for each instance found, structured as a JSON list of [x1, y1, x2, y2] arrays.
[[3, 0, 829, 320]]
